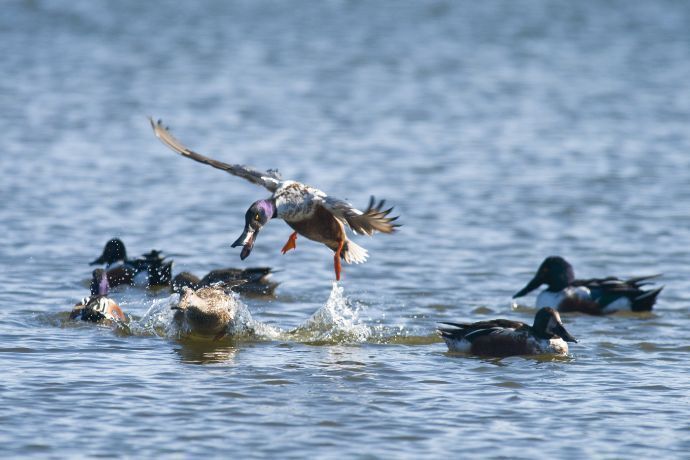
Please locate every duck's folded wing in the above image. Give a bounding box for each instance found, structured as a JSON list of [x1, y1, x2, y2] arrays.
[[437, 319, 524, 342], [577, 275, 662, 297], [150, 118, 281, 192], [320, 195, 400, 236]]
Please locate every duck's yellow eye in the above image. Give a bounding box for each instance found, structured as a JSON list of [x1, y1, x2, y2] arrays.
[[255, 214, 261, 221]]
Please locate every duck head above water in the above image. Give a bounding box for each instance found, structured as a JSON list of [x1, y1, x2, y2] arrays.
[[231, 199, 277, 260], [532, 307, 577, 343], [90, 238, 127, 266], [513, 256, 575, 298]]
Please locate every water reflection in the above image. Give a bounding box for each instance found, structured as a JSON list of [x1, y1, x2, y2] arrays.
[[173, 339, 240, 364]]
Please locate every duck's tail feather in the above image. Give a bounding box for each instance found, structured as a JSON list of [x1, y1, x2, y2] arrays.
[[342, 240, 368, 264], [631, 286, 663, 312], [625, 273, 663, 287]]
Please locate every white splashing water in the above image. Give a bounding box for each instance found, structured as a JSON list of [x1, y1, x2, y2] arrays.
[[290, 282, 370, 344], [128, 292, 281, 340], [223, 290, 281, 340], [128, 295, 178, 337]]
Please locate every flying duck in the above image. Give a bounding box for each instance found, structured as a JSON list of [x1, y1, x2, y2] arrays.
[[150, 118, 399, 281], [513, 256, 663, 315]]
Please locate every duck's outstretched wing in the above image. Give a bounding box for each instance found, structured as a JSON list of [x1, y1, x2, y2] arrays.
[[149, 118, 281, 192], [320, 195, 400, 236]]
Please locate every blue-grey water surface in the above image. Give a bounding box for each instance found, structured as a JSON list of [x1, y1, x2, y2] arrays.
[[1, 0, 690, 458]]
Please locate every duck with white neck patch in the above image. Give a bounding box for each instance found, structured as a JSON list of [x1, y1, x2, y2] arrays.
[[513, 256, 663, 315]]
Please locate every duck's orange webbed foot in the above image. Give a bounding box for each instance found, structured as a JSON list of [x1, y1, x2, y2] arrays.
[[281, 232, 298, 254], [333, 240, 345, 281]]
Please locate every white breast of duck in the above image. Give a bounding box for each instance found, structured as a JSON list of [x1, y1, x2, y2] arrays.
[[536, 286, 591, 309], [528, 335, 570, 355], [274, 181, 325, 221], [536, 286, 633, 313]]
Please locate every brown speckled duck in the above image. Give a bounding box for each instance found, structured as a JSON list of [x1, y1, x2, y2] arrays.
[[172, 285, 245, 340]]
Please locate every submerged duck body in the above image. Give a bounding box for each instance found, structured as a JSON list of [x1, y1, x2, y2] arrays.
[[150, 119, 399, 281], [172, 286, 241, 340], [90, 238, 173, 288], [71, 269, 126, 323], [438, 307, 577, 357], [513, 256, 663, 315], [171, 267, 277, 296]]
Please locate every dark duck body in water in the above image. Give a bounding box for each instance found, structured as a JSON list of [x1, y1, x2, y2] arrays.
[[90, 238, 173, 288], [438, 307, 577, 357]]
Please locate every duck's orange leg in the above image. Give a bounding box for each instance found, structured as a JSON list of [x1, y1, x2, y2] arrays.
[[333, 240, 345, 281], [281, 232, 298, 254]]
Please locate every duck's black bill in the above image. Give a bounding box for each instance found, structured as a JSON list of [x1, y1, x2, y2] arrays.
[[512, 275, 543, 298], [555, 323, 577, 343], [231, 228, 257, 260], [90, 255, 106, 265]]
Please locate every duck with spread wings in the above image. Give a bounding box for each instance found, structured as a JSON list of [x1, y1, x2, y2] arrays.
[[150, 119, 399, 280]]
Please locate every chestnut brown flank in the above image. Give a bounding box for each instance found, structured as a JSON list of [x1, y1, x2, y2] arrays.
[[558, 296, 603, 315], [287, 206, 346, 254]]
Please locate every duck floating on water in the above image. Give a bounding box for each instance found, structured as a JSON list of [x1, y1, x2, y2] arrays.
[[512, 256, 663, 315], [171, 267, 277, 296], [71, 269, 126, 323], [172, 285, 245, 340], [90, 238, 173, 288], [150, 118, 400, 281], [438, 307, 577, 357]]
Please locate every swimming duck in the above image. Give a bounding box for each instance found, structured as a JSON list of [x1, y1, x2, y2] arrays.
[[70, 269, 126, 323], [512, 256, 663, 315], [171, 267, 278, 296], [172, 285, 244, 340], [150, 119, 400, 281], [438, 307, 577, 357], [90, 238, 173, 288]]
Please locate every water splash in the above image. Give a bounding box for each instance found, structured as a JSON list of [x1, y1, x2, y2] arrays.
[[220, 290, 281, 340], [288, 282, 370, 344], [128, 295, 177, 337], [129, 291, 281, 341], [44, 285, 433, 346]]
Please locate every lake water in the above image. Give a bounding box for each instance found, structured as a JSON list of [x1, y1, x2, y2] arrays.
[[2, 0, 690, 457]]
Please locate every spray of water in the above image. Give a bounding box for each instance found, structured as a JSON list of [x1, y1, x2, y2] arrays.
[[128, 290, 281, 341], [288, 282, 371, 344]]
